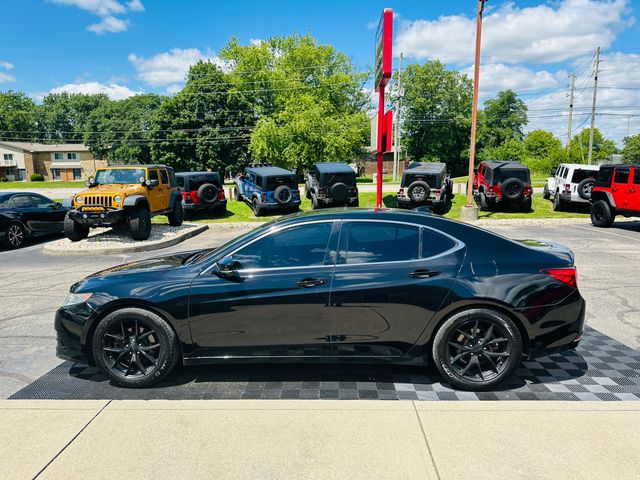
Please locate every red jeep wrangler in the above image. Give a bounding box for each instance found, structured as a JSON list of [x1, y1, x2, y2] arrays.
[[473, 161, 533, 212], [590, 164, 640, 227]]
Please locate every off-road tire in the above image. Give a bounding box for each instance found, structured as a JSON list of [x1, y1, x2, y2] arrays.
[[330, 182, 349, 203], [92, 308, 180, 388], [197, 183, 218, 205], [64, 212, 89, 242], [591, 200, 615, 228], [577, 178, 595, 200], [3, 221, 27, 248], [274, 185, 292, 205], [432, 308, 522, 391], [543, 183, 551, 200], [311, 194, 320, 210], [252, 197, 264, 217], [234, 187, 241, 201], [167, 200, 184, 227], [476, 192, 489, 211], [407, 181, 430, 203], [552, 192, 566, 212], [521, 196, 532, 212], [501, 178, 525, 201], [129, 207, 152, 240]]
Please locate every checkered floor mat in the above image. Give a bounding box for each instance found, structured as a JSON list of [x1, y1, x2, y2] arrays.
[[10, 327, 640, 401]]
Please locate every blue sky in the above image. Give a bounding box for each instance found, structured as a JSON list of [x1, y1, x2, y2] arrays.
[[1, 0, 639, 143]]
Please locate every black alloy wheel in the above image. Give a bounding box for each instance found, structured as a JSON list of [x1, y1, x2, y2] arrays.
[[5, 222, 25, 248], [93, 308, 179, 388], [432, 308, 522, 390], [501, 178, 525, 201], [591, 200, 615, 228]]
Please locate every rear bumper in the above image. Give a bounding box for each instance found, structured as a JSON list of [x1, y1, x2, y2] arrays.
[[486, 195, 531, 205], [69, 209, 125, 226], [259, 200, 302, 210], [397, 197, 444, 208], [182, 199, 227, 211], [318, 196, 359, 206]]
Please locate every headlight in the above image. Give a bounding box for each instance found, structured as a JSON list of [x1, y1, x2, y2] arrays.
[[113, 195, 122, 203], [75, 196, 84, 204], [62, 292, 92, 307]]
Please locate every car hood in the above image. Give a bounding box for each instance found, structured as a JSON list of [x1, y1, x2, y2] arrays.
[[85, 250, 204, 279]]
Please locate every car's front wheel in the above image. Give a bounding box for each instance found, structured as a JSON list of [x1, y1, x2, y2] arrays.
[[432, 308, 522, 391], [129, 207, 151, 240], [591, 200, 615, 227], [167, 201, 184, 227], [92, 308, 180, 388], [3, 222, 26, 248], [64, 212, 89, 242]]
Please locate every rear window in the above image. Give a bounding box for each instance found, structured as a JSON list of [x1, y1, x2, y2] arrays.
[[492, 169, 529, 183], [186, 174, 220, 191], [321, 172, 355, 186], [266, 176, 296, 189], [402, 173, 437, 187], [571, 169, 597, 183]]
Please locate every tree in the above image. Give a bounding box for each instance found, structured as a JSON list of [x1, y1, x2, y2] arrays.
[[522, 129, 565, 174], [400, 61, 472, 176], [477, 138, 526, 163], [37, 92, 108, 142], [85, 94, 165, 164], [568, 128, 617, 164], [150, 61, 254, 173], [221, 34, 370, 171], [622, 133, 640, 163], [479, 89, 528, 149], [0, 91, 37, 140]]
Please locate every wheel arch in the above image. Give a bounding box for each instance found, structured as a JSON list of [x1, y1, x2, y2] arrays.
[[168, 191, 182, 209]]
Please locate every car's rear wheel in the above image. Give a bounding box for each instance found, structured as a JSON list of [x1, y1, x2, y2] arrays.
[[3, 222, 26, 248], [432, 308, 522, 391], [252, 197, 263, 217], [234, 187, 241, 201], [311, 194, 320, 210], [167, 201, 184, 226], [64, 212, 89, 242], [476, 192, 488, 211], [92, 308, 180, 388], [552, 192, 566, 211], [543, 183, 551, 200], [591, 200, 615, 227], [521, 196, 532, 212], [129, 207, 151, 240]]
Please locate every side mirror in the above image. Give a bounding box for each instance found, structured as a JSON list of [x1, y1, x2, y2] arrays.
[[54, 202, 62, 209], [214, 256, 243, 282], [145, 179, 160, 188]]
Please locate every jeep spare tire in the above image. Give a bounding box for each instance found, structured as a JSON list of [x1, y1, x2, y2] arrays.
[[577, 177, 595, 200], [330, 182, 349, 203], [501, 178, 525, 201], [197, 183, 218, 204], [407, 181, 430, 203], [274, 185, 292, 204]]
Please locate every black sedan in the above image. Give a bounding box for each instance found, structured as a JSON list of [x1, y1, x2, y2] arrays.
[[1, 192, 69, 249], [55, 208, 585, 390]]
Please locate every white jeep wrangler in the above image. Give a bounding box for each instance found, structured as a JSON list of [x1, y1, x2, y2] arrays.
[[543, 163, 599, 211]]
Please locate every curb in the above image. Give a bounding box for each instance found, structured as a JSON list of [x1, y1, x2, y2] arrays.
[[43, 225, 209, 256]]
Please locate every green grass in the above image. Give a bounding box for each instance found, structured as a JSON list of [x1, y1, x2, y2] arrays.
[[0, 180, 85, 189], [153, 190, 588, 225]]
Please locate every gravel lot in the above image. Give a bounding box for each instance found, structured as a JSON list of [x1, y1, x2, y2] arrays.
[[0, 218, 638, 398]]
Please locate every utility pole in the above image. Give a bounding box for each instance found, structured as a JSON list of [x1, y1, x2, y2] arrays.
[[587, 47, 600, 165], [461, 0, 487, 222], [566, 75, 575, 149], [393, 53, 403, 183]]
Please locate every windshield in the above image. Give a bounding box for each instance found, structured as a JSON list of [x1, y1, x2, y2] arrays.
[[95, 168, 146, 185]]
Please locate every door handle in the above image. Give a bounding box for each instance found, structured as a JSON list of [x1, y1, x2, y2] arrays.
[[631, 187, 636, 193], [296, 278, 325, 288], [409, 269, 441, 279]]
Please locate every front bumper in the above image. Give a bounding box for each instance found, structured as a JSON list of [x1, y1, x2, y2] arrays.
[[69, 208, 126, 227], [54, 307, 87, 362]]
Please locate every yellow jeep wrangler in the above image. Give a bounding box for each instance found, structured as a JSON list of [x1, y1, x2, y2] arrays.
[[63, 165, 183, 241]]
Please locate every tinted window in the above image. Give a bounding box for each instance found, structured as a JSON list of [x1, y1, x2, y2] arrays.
[[402, 172, 437, 187], [160, 169, 169, 185], [30, 195, 54, 207], [321, 172, 356, 186], [344, 222, 419, 264], [187, 174, 220, 191], [596, 168, 613, 185], [422, 228, 456, 258], [233, 222, 333, 270], [148, 170, 159, 182], [168, 170, 178, 188], [571, 169, 596, 183], [10, 195, 33, 208], [634, 169, 640, 185], [494, 169, 529, 183], [614, 169, 629, 184], [177, 176, 185, 188], [266, 176, 296, 189]]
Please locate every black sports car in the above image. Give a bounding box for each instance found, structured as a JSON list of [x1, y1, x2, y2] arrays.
[[0, 192, 69, 249], [55, 208, 585, 390]]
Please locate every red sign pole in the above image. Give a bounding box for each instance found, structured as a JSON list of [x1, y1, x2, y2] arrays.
[[376, 85, 385, 207]]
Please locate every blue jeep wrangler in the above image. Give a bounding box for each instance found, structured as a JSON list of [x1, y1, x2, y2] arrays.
[[234, 166, 301, 216]]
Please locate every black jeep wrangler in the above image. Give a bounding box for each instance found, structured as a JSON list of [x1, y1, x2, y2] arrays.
[[396, 162, 452, 214], [473, 161, 533, 212], [176, 171, 226, 216], [305, 162, 359, 209]]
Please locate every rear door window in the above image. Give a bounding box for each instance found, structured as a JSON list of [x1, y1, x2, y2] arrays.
[[614, 169, 630, 184], [10, 195, 33, 208], [633, 169, 640, 185], [342, 222, 420, 264], [571, 169, 596, 183], [421, 228, 457, 258], [148, 170, 159, 182], [159, 169, 169, 185]]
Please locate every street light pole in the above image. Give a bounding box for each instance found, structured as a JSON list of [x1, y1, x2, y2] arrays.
[[461, 0, 487, 221]]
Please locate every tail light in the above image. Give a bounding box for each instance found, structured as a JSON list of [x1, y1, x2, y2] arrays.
[[398, 188, 405, 196], [190, 191, 199, 203], [563, 183, 571, 193], [524, 186, 533, 195], [218, 189, 225, 200], [318, 188, 327, 198], [262, 193, 267, 202], [542, 267, 577, 288]]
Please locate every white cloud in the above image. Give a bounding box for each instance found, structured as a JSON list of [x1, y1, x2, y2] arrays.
[[396, 0, 634, 65], [50, 81, 143, 100], [47, 0, 144, 34], [466, 63, 568, 99], [0, 61, 14, 70], [128, 48, 221, 87], [166, 84, 182, 94], [87, 15, 128, 34], [0, 60, 14, 82]]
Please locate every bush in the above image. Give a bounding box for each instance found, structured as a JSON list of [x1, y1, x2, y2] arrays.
[[0, 176, 8, 183], [30, 173, 44, 181]]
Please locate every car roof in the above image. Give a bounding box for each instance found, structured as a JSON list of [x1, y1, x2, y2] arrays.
[[314, 162, 355, 174], [271, 207, 441, 227], [404, 162, 446, 173], [176, 171, 220, 177], [246, 166, 295, 176], [559, 163, 600, 170], [482, 161, 528, 170], [99, 164, 171, 170], [599, 163, 640, 169]]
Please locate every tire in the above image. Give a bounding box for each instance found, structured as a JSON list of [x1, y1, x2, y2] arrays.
[[311, 194, 320, 210], [167, 201, 184, 227], [252, 197, 263, 217], [543, 183, 551, 200], [351, 198, 359, 207], [3, 222, 26, 248], [129, 207, 151, 240], [407, 181, 430, 203], [329, 182, 349, 203], [552, 192, 566, 212], [92, 308, 180, 388], [577, 178, 595, 200], [476, 192, 488, 211], [432, 308, 523, 391], [63, 212, 89, 242], [234, 187, 241, 201], [305, 183, 312, 199], [591, 200, 615, 228], [501, 178, 525, 201], [273, 185, 292, 204], [521, 196, 532, 212], [197, 183, 218, 205]]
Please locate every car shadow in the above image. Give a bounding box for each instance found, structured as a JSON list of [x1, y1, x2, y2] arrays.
[[608, 221, 640, 233], [0, 232, 65, 252]]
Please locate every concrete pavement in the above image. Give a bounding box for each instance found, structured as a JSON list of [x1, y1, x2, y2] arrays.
[[1, 400, 639, 480]]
